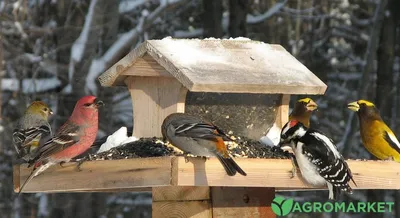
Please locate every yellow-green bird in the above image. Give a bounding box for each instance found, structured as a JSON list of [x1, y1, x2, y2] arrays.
[[13, 101, 53, 161], [348, 100, 400, 162], [289, 97, 318, 128]]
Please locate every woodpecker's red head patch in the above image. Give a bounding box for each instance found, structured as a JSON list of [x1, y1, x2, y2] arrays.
[[289, 120, 299, 128]]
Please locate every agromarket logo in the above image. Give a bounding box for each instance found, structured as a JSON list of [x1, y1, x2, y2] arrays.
[[271, 196, 395, 216]]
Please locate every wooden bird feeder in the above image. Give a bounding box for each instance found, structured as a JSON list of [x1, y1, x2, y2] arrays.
[[13, 38, 400, 218]]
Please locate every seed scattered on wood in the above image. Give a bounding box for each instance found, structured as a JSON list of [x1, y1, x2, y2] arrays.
[[83, 135, 290, 161]]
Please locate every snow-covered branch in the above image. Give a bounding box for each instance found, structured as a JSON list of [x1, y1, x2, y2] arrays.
[[86, 0, 188, 94], [2, 77, 61, 93], [67, 0, 100, 93], [247, 0, 288, 24], [119, 0, 148, 14], [174, 0, 287, 38]]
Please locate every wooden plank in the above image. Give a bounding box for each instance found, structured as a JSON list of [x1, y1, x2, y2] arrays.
[[152, 201, 212, 218], [275, 94, 290, 128], [173, 157, 400, 189], [125, 76, 188, 138], [152, 186, 212, 218], [15, 157, 173, 193], [120, 54, 172, 77], [73, 187, 152, 193], [153, 186, 210, 201], [13, 157, 400, 192], [211, 187, 275, 218], [98, 39, 327, 95], [12, 165, 20, 193]]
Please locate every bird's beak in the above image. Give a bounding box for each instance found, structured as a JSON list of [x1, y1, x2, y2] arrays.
[[94, 99, 105, 108], [347, 101, 360, 112], [278, 140, 292, 151], [306, 100, 318, 111], [49, 109, 54, 115]]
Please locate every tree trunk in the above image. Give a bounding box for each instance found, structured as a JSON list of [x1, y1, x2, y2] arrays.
[[368, 0, 395, 216], [228, 0, 248, 37], [375, 0, 396, 118], [202, 0, 223, 38]]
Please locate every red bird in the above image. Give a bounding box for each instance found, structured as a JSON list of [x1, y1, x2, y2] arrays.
[[19, 96, 104, 194], [162, 113, 246, 176]]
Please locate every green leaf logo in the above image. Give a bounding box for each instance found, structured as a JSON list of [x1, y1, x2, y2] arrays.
[[271, 196, 294, 216]]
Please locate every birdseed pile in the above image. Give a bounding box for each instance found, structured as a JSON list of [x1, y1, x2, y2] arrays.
[[86, 136, 290, 161]]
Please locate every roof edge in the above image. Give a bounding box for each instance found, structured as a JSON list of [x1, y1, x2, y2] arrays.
[[98, 41, 149, 87]]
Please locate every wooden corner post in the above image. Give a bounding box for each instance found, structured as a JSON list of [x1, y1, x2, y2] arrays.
[[275, 94, 290, 128], [124, 77, 188, 138]]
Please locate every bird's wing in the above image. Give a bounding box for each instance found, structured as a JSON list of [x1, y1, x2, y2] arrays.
[[301, 131, 354, 186], [13, 125, 52, 148], [301, 131, 344, 170], [383, 130, 400, 154], [174, 122, 231, 141], [30, 121, 81, 163], [301, 133, 337, 165]]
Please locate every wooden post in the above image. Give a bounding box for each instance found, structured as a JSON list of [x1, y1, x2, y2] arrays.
[[125, 77, 188, 138], [152, 186, 212, 218], [211, 187, 275, 218], [275, 94, 290, 128]]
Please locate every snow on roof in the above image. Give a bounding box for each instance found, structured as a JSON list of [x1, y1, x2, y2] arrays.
[[98, 38, 327, 94]]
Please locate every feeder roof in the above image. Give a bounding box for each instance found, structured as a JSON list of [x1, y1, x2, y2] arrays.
[[98, 37, 327, 94]]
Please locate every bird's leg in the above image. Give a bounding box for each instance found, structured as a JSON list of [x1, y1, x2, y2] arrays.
[[59, 161, 67, 168], [75, 157, 88, 172], [289, 153, 298, 179]]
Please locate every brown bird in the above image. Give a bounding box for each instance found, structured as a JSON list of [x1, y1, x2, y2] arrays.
[[289, 97, 318, 128], [162, 113, 246, 176], [348, 100, 400, 162]]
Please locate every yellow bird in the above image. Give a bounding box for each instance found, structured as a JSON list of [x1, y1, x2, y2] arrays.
[[289, 97, 318, 128], [348, 100, 400, 162]]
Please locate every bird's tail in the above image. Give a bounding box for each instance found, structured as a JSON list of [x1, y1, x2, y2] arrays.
[[18, 162, 51, 196], [342, 185, 353, 194], [329, 183, 353, 201], [216, 154, 247, 176]]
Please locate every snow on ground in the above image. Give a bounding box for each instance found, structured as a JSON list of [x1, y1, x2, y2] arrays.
[[97, 127, 138, 153]]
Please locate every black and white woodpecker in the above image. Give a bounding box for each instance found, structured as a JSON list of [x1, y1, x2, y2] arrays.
[[279, 120, 357, 200]]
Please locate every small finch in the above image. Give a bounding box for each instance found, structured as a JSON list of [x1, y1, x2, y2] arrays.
[[13, 101, 53, 161], [162, 113, 246, 176], [18, 96, 104, 194]]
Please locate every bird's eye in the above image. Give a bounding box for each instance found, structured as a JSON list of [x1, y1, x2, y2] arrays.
[[43, 108, 48, 111], [84, 103, 92, 107]]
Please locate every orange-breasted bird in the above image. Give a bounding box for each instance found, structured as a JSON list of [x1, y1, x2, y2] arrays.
[[348, 100, 400, 162], [162, 113, 247, 176], [289, 98, 318, 128]]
